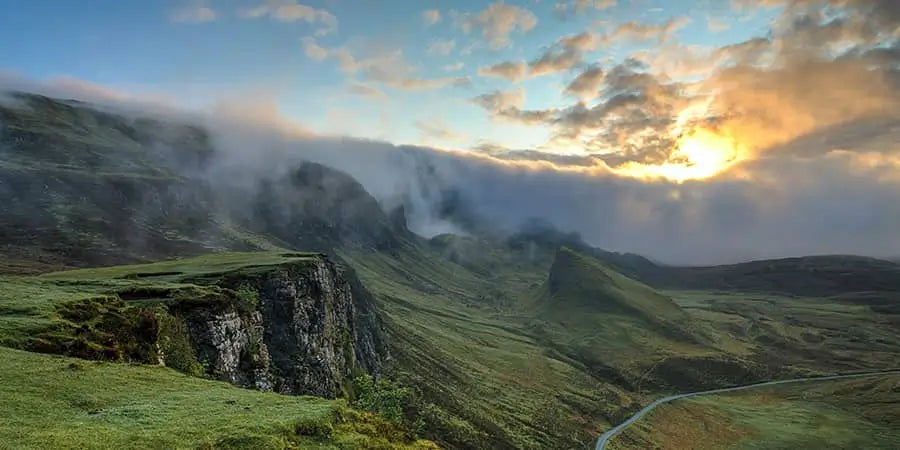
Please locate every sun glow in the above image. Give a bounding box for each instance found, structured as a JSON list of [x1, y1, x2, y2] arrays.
[[612, 96, 745, 182]]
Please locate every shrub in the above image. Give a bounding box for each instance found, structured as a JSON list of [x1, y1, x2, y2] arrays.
[[234, 285, 260, 313], [157, 312, 205, 377], [351, 375, 417, 431]]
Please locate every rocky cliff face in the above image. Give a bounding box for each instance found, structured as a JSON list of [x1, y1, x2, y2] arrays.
[[167, 256, 384, 398]]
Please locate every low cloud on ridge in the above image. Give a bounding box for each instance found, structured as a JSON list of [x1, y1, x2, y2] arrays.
[[2, 61, 900, 265]]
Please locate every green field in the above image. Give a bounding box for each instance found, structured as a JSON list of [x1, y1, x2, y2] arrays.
[[0, 346, 434, 449], [612, 374, 900, 449], [344, 243, 900, 448], [3, 242, 899, 449], [0, 251, 315, 350], [343, 245, 637, 448]]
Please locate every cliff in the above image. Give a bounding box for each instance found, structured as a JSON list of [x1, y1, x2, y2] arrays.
[[14, 252, 385, 399], [174, 255, 384, 397]]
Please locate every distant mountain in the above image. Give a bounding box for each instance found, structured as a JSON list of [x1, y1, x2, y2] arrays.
[[544, 247, 686, 323], [0, 92, 407, 273], [499, 220, 900, 297], [524, 247, 770, 391], [622, 255, 900, 297]]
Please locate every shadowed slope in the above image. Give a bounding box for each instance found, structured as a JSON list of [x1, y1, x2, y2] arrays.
[[0, 93, 405, 273], [544, 247, 687, 322], [525, 248, 767, 391]]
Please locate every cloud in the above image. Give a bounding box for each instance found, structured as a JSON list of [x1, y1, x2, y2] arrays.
[[443, 62, 465, 72], [197, 107, 900, 265], [362, 50, 472, 90], [302, 38, 470, 91], [302, 38, 358, 71], [598, 17, 691, 45], [555, 0, 617, 19], [559, 31, 600, 51], [6, 72, 900, 265], [471, 0, 900, 178], [346, 83, 385, 99], [422, 9, 442, 26], [583, 0, 617, 11], [170, 5, 217, 24], [458, 1, 538, 49], [707, 15, 729, 32], [473, 88, 525, 111], [477, 61, 528, 81], [380, 75, 472, 91], [527, 30, 603, 77], [0, 71, 183, 115], [240, 0, 337, 35], [529, 48, 582, 77], [564, 65, 605, 101], [427, 39, 456, 56], [473, 88, 558, 125], [476, 30, 601, 81], [414, 120, 465, 143]]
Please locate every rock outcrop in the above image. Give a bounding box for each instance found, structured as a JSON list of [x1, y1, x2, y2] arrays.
[[175, 255, 385, 398]]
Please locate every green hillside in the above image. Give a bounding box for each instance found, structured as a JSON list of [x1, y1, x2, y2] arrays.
[[343, 244, 638, 448], [0, 346, 434, 449], [2, 92, 899, 449], [0, 251, 316, 349], [542, 247, 687, 320], [528, 248, 717, 389], [613, 374, 900, 449]]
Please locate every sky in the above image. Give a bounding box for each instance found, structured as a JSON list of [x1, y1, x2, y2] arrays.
[[0, 0, 782, 155], [1, 0, 900, 263]]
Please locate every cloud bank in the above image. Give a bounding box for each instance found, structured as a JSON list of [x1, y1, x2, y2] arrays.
[[2, 69, 900, 265], [4, 0, 900, 265]]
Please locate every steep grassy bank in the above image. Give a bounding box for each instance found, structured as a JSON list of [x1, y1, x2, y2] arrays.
[[344, 245, 641, 449], [0, 346, 434, 449], [346, 243, 900, 448]]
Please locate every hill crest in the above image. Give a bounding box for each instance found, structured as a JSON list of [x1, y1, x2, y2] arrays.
[[545, 247, 686, 323]]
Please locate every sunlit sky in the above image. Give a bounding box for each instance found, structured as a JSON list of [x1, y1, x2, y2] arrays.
[[0, 2, 777, 152], [1, 0, 900, 261], [1, 0, 898, 184]]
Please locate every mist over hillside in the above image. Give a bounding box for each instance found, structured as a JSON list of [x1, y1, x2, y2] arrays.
[[3, 2, 900, 449], [2, 79, 900, 265]]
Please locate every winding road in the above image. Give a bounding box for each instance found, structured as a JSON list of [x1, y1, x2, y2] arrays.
[[595, 369, 900, 450]]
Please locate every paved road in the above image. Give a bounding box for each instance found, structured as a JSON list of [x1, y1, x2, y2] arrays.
[[595, 370, 900, 450]]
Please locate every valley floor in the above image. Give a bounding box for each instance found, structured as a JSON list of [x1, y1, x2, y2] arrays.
[[611, 373, 900, 449], [1, 247, 898, 449]]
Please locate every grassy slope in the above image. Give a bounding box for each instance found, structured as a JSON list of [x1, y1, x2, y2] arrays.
[[616, 255, 900, 297], [0, 251, 435, 449], [343, 244, 641, 449], [346, 243, 900, 448], [0, 251, 314, 348], [3, 237, 898, 449], [669, 290, 900, 374], [612, 374, 900, 449], [530, 248, 715, 384], [0, 346, 434, 449]]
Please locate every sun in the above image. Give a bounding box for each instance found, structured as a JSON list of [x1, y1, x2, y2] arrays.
[[613, 128, 742, 183], [677, 129, 737, 169]]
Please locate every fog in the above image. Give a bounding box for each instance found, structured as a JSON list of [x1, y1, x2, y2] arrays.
[[2, 63, 899, 266]]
